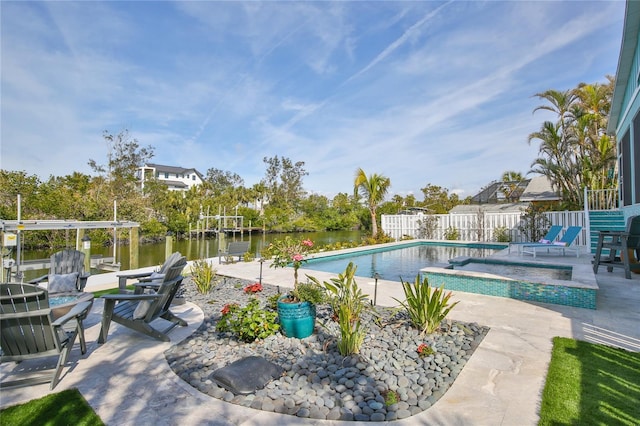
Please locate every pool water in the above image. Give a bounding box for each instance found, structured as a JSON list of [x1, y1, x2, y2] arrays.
[[453, 263, 572, 281], [305, 243, 503, 281]]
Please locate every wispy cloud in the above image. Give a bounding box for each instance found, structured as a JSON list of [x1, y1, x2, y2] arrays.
[[1, 1, 625, 199]]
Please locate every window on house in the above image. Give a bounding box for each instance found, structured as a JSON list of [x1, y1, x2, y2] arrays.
[[165, 172, 169, 179], [192, 175, 196, 180], [156, 172, 160, 178]]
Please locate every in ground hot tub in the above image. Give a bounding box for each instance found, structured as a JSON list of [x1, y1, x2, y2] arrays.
[[421, 257, 597, 309]]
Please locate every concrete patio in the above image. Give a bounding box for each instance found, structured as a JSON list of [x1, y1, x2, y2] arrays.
[[1, 246, 639, 425]]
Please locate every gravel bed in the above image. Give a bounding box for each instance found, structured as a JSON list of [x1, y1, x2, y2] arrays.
[[165, 277, 489, 422]]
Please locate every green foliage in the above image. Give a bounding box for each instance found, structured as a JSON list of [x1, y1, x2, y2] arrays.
[[529, 79, 616, 209], [265, 236, 315, 286], [361, 232, 394, 246], [354, 168, 391, 239], [216, 298, 279, 342], [419, 183, 464, 214], [416, 215, 438, 239], [190, 259, 217, 294], [0, 388, 105, 426], [266, 293, 280, 311], [243, 251, 255, 262], [382, 389, 399, 407], [290, 280, 327, 305], [394, 275, 459, 335], [336, 302, 366, 356], [140, 218, 167, 237], [310, 262, 371, 355], [444, 226, 459, 240], [493, 226, 511, 242], [261, 155, 308, 210], [417, 343, 435, 357], [539, 337, 640, 426], [517, 204, 552, 242]]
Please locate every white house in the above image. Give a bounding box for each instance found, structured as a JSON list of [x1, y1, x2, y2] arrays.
[[137, 163, 204, 192]]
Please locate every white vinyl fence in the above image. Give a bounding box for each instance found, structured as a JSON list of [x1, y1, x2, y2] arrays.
[[381, 211, 588, 246]]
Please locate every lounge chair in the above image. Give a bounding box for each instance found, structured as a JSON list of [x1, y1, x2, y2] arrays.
[[0, 283, 92, 390], [508, 225, 563, 254], [28, 249, 90, 293], [593, 215, 640, 279], [116, 251, 183, 293], [98, 257, 188, 343], [521, 226, 582, 258]]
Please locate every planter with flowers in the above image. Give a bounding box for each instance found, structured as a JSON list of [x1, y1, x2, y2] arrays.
[[265, 236, 325, 338]]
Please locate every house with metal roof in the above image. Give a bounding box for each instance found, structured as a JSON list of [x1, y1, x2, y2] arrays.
[[450, 176, 561, 213], [137, 163, 204, 192]]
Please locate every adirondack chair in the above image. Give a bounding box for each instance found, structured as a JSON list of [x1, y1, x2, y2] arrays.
[[116, 251, 183, 293], [218, 241, 250, 264], [593, 215, 640, 279], [28, 249, 90, 293], [98, 258, 188, 343], [0, 283, 92, 390]]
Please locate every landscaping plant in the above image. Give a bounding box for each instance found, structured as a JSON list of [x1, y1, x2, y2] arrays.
[[310, 262, 371, 355], [216, 298, 279, 342], [290, 280, 326, 305], [443, 226, 459, 240], [190, 259, 217, 294], [265, 236, 315, 289], [395, 275, 459, 335]]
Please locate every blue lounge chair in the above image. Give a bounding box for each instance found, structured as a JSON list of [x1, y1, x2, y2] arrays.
[[521, 226, 582, 258], [508, 225, 563, 254]]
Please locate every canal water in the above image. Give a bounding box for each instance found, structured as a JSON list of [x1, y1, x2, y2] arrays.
[[16, 230, 364, 281]]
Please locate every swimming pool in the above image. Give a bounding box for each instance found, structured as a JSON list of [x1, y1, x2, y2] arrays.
[[305, 242, 506, 281]]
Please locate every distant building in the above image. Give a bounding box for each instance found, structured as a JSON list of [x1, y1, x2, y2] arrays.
[[137, 163, 204, 192], [470, 176, 560, 205]]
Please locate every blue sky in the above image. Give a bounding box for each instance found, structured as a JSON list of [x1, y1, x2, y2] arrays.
[[0, 1, 625, 200]]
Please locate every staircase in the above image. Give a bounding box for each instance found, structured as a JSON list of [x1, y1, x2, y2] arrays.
[[588, 210, 626, 255]]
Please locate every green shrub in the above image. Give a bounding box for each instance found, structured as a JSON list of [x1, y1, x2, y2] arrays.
[[266, 293, 280, 311], [444, 226, 459, 240], [493, 226, 511, 242], [310, 262, 371, 355], [290, 280, 327, 305], [336, 302, 366, 356], [394, 275, 459, 335], [190, 259, 217, 294], [216, 298, 279, 342], [243, 251, 255, 262], [382, 389, 398, 406]]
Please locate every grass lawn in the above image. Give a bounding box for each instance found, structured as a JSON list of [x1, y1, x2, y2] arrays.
[[0, 388, 104, 426], [539, 337, 640, 425]]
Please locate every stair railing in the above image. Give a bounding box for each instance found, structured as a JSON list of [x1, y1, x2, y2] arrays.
[[583, 187, 620, 253]]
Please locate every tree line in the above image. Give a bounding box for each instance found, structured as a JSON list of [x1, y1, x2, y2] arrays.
[[0, 77, 615, 249]]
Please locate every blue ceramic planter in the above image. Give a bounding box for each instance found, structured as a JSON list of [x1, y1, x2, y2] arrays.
[[277, 295, 316, 338]]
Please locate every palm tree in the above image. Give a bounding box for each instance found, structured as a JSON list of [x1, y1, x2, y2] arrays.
[[500, 171, 523, 202], [354, 168, 391, 239]]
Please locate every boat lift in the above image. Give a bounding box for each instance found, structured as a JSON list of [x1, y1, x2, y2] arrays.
[[1, 219, 140, 282]]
